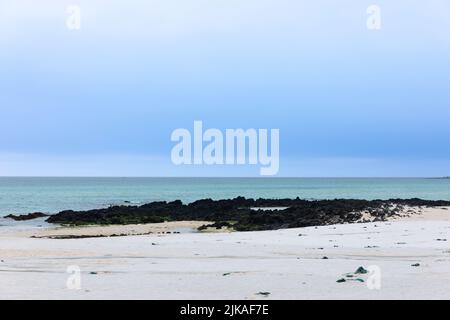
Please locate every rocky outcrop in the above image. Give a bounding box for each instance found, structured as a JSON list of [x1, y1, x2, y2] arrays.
[[41, 197, 450, 231], [5, 212, 48, 221]]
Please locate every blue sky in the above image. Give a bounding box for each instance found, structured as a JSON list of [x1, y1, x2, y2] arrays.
[[1, 0, 450, 176]]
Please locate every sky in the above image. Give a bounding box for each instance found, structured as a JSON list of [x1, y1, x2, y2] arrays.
[[0, 0, 450, 177]]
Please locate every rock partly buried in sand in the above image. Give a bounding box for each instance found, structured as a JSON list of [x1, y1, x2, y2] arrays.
[[5, 212, 48, 221], [256, 292, 271, 297], [338, 266, 370, 283]]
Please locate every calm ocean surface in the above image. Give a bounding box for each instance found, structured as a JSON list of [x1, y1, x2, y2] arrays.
[[0, 177, 450, 217]]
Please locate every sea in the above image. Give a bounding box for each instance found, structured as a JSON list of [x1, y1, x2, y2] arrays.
[[1, 177, 450, 219]]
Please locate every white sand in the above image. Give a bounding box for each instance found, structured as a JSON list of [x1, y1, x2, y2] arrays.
[[1, 207, 450, 300]]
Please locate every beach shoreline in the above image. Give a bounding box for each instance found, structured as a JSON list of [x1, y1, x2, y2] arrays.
[[1, 206, 450, 299]]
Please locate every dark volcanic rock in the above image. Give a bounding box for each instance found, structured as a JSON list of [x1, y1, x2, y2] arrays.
[[354, 266, 368, 274], [5, 212, 48, 221], [42, 197, 450, 232]]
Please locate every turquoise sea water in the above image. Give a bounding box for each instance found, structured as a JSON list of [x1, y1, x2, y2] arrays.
[[0, 177, 450, 217]]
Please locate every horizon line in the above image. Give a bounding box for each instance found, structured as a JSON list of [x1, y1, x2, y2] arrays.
[[0, 176, 448, 179]]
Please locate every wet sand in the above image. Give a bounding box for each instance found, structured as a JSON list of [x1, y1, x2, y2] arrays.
[[17, 221, 214, 239]]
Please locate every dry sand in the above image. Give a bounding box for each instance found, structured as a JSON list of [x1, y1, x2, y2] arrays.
[[1, 206, 450, 299]]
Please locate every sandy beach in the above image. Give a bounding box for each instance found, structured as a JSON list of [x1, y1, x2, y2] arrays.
[[1, 206, 450, 300]]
